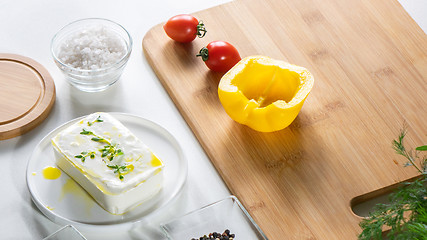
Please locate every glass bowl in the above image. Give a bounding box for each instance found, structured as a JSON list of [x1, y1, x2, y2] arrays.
[[160, 196, 268, 240], [43, 225, 87, 240], [51, 18, 132, 92]]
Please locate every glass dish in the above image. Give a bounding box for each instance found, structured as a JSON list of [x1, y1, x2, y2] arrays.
[[27, 113, 187, 232], [43, 225, 86, 240], [51, 18, 132, 92], [161, 196, 268, 240]]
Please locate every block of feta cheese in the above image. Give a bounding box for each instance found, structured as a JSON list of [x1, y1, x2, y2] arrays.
[[51, 112, 164, 215]]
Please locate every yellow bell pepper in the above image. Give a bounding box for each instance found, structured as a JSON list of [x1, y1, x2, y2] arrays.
[[218, 56, 314, 132]]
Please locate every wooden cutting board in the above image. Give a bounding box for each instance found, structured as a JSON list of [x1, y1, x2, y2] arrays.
[[143, 0, 427, 238], [0, 54, 56, 140]]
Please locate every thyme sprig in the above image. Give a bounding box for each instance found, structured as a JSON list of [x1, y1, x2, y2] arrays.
[[358, 128, 427, 240], [74, 151, 96, 162], [107, 164, 129, 180], [100, 144, 124, 161], [80, 129, 125, 162], [87, 115, 103, 126], [80, 129, 110, 144], [76, 125, 126, 179]]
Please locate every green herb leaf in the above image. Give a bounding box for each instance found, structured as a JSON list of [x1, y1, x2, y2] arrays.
[[75, 151, 96, 163], [80, 129, 93, 135], [107, 164, 128, 180], [415, 145, 427, 151], [95, 116, 103, 123], [87, 116, 103, 126], [99, 143, 124, 161]]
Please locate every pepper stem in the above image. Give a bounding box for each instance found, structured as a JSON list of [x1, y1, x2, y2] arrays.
[[196, 47, 209, 61], [196, 21, 207, 38]]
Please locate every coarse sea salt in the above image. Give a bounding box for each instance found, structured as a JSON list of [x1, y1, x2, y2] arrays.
[[58, 25, 126, 70]]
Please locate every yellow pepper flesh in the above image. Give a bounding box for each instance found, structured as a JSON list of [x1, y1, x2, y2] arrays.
[[218, 56, 314, 132]]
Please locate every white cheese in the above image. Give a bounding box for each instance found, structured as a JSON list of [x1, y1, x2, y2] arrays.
[[51, 112, 164, 215]]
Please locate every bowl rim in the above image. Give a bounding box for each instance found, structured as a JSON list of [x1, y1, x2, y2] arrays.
[[50, 18, 133, 73]]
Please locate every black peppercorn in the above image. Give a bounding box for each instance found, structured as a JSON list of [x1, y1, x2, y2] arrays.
[[191, 229, 235, 240]]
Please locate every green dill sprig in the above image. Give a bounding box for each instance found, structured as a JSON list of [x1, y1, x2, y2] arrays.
[[358, 177, 427, 239], [358, 128, 427, 240], [74, 151, 96, 162], [87, 115, 103, 126], [107, 164, 129, 180], [392, 128, 427, 174]]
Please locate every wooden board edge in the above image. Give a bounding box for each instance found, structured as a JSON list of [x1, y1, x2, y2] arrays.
[[0, 53, 56, 140]]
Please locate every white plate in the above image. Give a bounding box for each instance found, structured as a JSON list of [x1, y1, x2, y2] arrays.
[[26, 113, 187, 231]]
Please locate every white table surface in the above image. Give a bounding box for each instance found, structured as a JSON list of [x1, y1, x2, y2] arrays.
[[0, 0, 425, 239]]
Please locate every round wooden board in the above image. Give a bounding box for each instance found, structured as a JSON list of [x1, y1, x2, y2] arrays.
[[0, 54, 56, 140]]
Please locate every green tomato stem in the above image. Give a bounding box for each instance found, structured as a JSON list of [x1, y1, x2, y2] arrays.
[[196, 21, 207, 38], [196, 47, 209, 61]]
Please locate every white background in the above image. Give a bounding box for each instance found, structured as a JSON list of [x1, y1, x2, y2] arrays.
[[0, 0, 425, 239]]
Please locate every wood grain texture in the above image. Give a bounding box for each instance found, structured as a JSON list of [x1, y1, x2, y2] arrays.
[[0, 54, 55, 140], [143, 0, 427, 238]]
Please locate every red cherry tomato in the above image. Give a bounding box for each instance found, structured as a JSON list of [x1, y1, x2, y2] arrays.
[[163, 14, 207, 43], [196, 41, 241, 72]]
